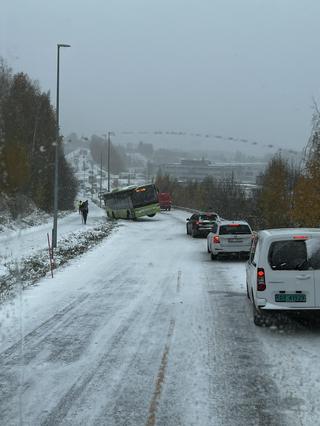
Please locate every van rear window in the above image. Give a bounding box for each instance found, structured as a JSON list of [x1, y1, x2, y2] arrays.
[[219, 225, 251, 235], [268, 239, 320, 270]]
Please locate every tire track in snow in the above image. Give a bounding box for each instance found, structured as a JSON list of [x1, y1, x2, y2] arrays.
[[204, 268, 288, 426], [176, 270, 182, 294], [146, 318, 176, 426], [0, 292, 91, 361], [40, 273, 177, 426], [0, 266, 132, 362], [146, 270, 181, 426]]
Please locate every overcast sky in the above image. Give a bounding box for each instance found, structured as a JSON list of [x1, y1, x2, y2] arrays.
[[1, 0, 320, 153]]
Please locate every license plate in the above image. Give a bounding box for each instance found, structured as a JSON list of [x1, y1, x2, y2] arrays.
[[275, 294, 306, 303]]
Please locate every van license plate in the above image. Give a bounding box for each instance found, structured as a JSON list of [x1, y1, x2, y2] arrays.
[[275, 294, 306, 303]]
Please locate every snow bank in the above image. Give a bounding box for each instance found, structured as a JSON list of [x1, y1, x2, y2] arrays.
[[0, 222, 117, 303]]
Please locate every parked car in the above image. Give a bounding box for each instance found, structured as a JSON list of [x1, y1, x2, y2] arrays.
[[186, 212, 219, 238], [246, 228, 320, 326], [207, 220, 253, 259], [158, 192, 172, 211]]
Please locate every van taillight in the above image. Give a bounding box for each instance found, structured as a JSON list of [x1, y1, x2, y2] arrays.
[[257, 268, 266, 291], [213, 235, 220, 244]]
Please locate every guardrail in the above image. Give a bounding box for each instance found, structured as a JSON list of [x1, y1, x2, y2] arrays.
[[172, 205, 200, 214]]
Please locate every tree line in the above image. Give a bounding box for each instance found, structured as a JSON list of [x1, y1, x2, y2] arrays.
[[0, 59, 77, 215], [156, 114, 320, 230]]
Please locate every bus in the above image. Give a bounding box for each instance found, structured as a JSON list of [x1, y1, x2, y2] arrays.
[[102, 183, 160, 219]]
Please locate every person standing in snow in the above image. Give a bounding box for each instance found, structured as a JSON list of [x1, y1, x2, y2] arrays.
[[78, 200, 82, 214], [80, 200, 89, 224]]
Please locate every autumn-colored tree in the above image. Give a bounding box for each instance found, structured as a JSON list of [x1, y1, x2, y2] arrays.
[[155, 173, 253, 223], [257, 154, 293, 228], [0, 61, 78, 212], [292, 131, 320, 226], [0, 59, 12, 193]]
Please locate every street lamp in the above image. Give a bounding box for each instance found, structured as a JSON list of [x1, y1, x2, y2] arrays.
[[105, 132, 114, 192], [52, 43, 71, 249]]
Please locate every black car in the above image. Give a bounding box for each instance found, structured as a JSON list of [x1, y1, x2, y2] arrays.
[[186, 212, 220, 238]]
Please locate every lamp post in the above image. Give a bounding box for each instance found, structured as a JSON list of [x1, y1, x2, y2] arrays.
[[107, 132, 111, 192], [107, 132, 115, 192], [52, 43, 70, 249]]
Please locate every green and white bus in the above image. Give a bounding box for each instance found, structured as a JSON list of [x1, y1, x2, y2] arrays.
[[102, 184, 160, 219]]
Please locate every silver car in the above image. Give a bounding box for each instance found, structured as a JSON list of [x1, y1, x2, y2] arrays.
[[207, 220, 253, 260]]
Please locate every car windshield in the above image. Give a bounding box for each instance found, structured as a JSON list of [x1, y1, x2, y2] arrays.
[[199, 214, 218, 221], [269, 239, 320, 270], [219, 224, 251, 235]]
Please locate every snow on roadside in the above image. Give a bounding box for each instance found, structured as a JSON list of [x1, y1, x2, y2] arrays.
[[0, 200, 117, 303], [0, 222, 117, 303]]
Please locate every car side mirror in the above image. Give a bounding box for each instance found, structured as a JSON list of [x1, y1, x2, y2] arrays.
[[186, 218, 190, 221]]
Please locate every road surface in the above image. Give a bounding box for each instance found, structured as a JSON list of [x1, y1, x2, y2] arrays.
[[0, 210, 319, 425]]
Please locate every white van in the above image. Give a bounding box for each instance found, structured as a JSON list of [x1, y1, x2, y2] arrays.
[[246, 228, 320, 326]]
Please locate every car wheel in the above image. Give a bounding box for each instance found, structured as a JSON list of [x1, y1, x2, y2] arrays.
[[211, 252, 217, 260], [192, 229, 197, 238], [252, 296, 272, 327], [246, 281, 250, 299]]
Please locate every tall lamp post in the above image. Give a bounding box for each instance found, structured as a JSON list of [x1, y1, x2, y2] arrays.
[[107, 132, 115, 192], [52, 43, 70, 249], [107, 132, 111, 192]]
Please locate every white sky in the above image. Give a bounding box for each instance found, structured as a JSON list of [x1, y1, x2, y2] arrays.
[[1, 0, 320, 153]]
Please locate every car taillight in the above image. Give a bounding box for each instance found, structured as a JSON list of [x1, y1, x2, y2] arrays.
[[257, 268, 266, 291], [213, 235, 220, 244], [196, 221, 200, 225]]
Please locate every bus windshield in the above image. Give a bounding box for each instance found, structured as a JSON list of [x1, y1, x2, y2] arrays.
[[131, 185, 158, 208]]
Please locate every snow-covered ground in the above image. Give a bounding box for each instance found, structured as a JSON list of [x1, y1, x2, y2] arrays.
[[0, 201, 115, 301], [0, 209, 319, 425], [0, 200, 106, 262]]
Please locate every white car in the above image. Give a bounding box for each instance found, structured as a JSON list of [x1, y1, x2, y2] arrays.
[[207, 220, 253, 260], [246, 228, 320, 326]]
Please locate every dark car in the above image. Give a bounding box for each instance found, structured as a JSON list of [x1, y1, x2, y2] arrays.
[[186, 212, 220, 238]]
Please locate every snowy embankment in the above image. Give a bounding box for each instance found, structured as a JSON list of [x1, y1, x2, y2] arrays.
[[0, 202, 116, 301]]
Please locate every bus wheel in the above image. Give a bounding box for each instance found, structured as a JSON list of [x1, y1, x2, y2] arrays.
[[147, 213, 156, 217]]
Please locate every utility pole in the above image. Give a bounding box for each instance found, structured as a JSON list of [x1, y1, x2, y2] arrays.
[[91, 161, 94, 200], [107, 132, 111, 192], [100, 153, 103, 207], [52, 43, 70, 249]]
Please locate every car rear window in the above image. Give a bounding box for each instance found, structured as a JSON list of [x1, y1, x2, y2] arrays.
[[200, 214, 218, 221], [219, 224, 251, 235], [268, 239, 320, 270]]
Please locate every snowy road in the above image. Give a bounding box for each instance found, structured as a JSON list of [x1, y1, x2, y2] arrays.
[[1, 210, 320, 425]]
